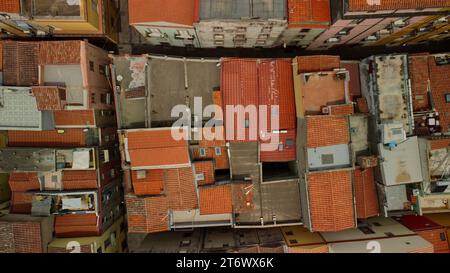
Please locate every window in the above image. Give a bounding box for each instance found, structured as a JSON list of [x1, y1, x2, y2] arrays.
[[445, 93, 450, 103], [175, 30, 195, 40], [199, 148, 207, 157], [285, 231, 294, 236], [215, 147, 222, 156], [146, 28, 164, 38], [278, 143, 284, 151], [91, 93, 96, 103], [213, 27, 223, 32], [300, 28, 311, 33], [236, 27, 247, 33], [196, 173, 205, 181], [89, 61, 95, 72], [289, 240, 298, 244], [99, 64, 106, 75], [258, 34, 269, 40]]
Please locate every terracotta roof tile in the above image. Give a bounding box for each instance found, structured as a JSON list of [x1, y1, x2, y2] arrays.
[[2, 41, 39, 86], [125, 194, 170, 233], [307, 115, 350, 148], [396, 215, 450, 253], [428, 55, 450, 133], [53, 110, 96, 127], [288, 0, 331, 27], [126, 129, 191, 169], [328, 104, 355, 116], [347, 0, 450, 12], [409, 54, 431, 112], [0, 0, 20, 13], [354, 168, 379, 219], [10, 192, 34, 214], [38, 41, 81, 65], [165, 167, 198, 211], [55, 214, 100, 237], [430, 138, 450, 150], [199, 184, 233, 215], [194, 161, 215, 186], [222, 58, 259, 142], [192, 146, 230, 170], [131, 170, 165, 196], [340, 61, 362, 99], [8, 129, 87, 148], [199, 126, 226, 147], [260, 129, 297, 162], [32, 86, 66, 111], [307, 170, 355, 232], [128, 0, 197, 26], [62, 170, 98, 190], [258, 59, 297, 130], [8, 172, 40, 192], [296, 55, 340, 74]]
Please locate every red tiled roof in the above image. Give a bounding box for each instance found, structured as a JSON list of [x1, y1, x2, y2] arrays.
[[296, 55, 340, 74], [53, 110, 96, 127], [409, 54, 432, 112], [2, 41, 39, 86], [258, 59, 296, 130], [354, 168, 379, 219], [430, 138, 450, 150], [307, 115, 350, 148], [8, 129, 87, 148], [8, 172, 40, 192], [347, 0, 450, 12], [0, 217, 47, 253], [0, 0, 20, 13], [428, 55, 450, 133], [126, 128, 190, 169], [396, 215, 450, 253], [328, 104, 355, 116], [307, 170, 355, 232], [55, 214, 100, 238], [10, 192, 34, 214], [288, 0, 331, 27], [194, 161, 215, 186], [38, 41, 82, 65], [62, 170, 98, 190], [32, 86, 66, 111], [199, 126, 226, 147], [222, 58, 259, 143], [131, 170, 165, 196], [165, 167, 198, 211], [128, 0, 197, 26], [199, 184, 233, 215], [340, 61, 361, 99], [126, 194, 170, 233], [260, 129, 297, 162]]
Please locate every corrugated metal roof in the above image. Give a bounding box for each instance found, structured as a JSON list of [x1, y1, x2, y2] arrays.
[[128, 0, 198, 25]]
